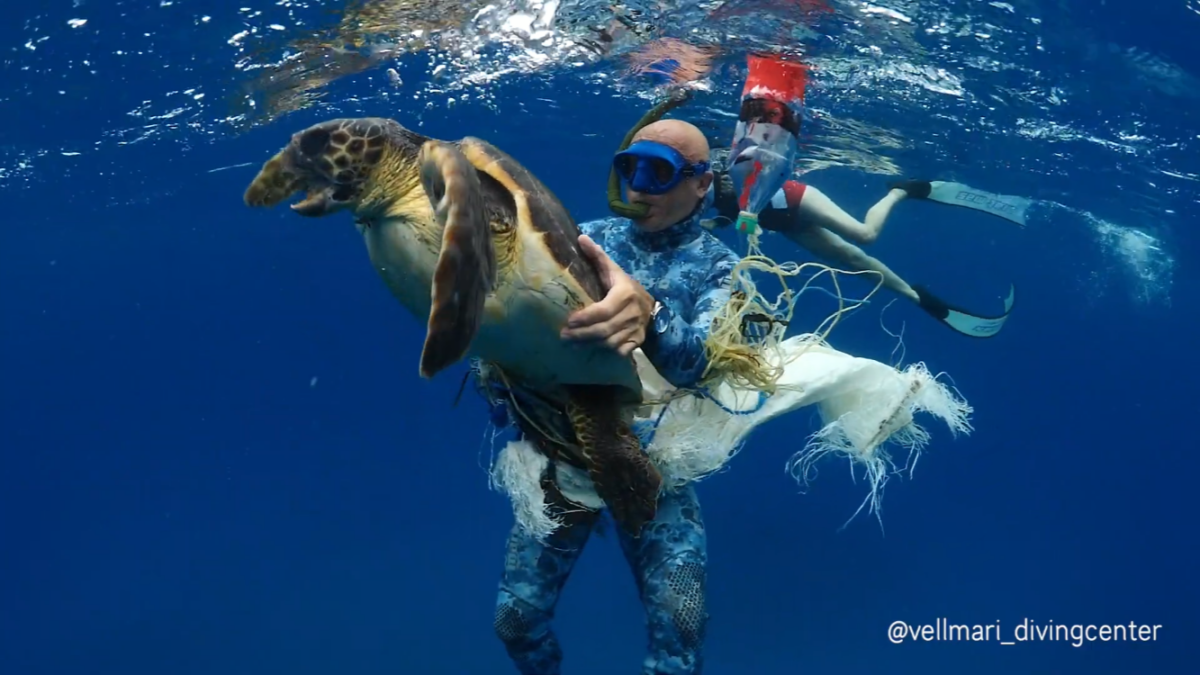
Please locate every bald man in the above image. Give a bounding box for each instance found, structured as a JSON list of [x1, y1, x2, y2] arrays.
[[485, 119, 737, 675]]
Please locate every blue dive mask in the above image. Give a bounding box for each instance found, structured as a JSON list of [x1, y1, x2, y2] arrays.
[[612, 140, 711, 195]]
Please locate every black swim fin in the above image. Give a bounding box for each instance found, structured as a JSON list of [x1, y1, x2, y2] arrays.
[[888, 179, 932, 199], [913, 284, 1015, 338]]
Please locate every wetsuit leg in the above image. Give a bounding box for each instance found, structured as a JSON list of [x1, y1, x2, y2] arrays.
[[494, 489, 601, 675], [617, 484, 709, 675]]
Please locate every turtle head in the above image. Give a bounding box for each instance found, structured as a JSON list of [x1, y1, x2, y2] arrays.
[[244, 118, 393, 218]]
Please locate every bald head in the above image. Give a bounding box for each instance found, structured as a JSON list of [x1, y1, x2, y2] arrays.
[[632, 119, 710, 163], [622, 118, 714, 232]]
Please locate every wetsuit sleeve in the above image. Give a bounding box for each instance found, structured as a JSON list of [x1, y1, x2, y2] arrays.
[[576, 217, 611, 244], [642, 252, 739, 389]]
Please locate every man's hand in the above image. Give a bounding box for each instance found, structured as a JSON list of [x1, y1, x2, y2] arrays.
[[718, 172, 735, 199], [561, 234, 656, 357]]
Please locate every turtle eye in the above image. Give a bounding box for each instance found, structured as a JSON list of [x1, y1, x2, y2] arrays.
[[331, 184, 355, 201]]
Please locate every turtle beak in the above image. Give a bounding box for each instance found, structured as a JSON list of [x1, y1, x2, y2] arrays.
[[244, 142, 352, 217], [244, 123, 361, 216], [289, 184, 354, 217], [290, 187, 334, 217], [244, 147, 307, 208]]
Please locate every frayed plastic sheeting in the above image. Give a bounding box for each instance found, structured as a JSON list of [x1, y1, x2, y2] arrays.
[[489, 439, 564, 543], [491, 334, 972, 540], [784, 357, 973, 529], [640, 334, 973, 525]]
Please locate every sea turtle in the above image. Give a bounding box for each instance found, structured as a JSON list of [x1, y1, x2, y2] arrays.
[[242, 117, 662, 534]]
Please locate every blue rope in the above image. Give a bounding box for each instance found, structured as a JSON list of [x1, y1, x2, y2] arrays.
[[636, 399, 674, 448], [697, 387, 769, 415], [475, 361, 771, 454], [637, 386, 770, 450]]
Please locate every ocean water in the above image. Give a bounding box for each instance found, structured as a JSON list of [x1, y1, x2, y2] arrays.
[[1, 1, 1196, 673]]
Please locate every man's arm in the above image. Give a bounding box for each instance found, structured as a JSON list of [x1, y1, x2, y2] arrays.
[[641, 253, 738, 389]]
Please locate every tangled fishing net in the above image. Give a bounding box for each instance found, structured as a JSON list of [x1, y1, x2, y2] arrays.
[[697, 228, 887, 395], [488, 230, 973, 541]]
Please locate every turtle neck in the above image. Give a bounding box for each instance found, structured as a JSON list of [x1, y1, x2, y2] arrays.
[[625, 209, 704, 252]]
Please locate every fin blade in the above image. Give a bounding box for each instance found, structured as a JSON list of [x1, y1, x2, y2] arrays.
[[915, 284, 1015, 338]]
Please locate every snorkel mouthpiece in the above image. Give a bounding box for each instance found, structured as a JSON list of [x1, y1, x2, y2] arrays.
[[607, 89, 693, 219]]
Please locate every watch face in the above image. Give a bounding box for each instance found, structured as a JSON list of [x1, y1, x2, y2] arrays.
[[653, 304, 670, 333]]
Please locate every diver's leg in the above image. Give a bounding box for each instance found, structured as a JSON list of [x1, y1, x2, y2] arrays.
[[798, 185, 906, 246], [785, 222, 920, 302], [494, 482, 600, 675], [618, 484, 708, 675]]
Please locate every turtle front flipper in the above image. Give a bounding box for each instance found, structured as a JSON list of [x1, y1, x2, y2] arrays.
[[416, 140, 498, 378], [565, 384, 662, 536]]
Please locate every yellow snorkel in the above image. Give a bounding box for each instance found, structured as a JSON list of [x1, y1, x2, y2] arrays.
[[607, 88, 694, 219]]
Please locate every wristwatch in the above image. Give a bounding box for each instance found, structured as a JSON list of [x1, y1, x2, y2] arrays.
[[649, 300, 670, 336]]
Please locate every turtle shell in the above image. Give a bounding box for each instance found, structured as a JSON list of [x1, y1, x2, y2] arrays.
[[455, 137, 607, 303]]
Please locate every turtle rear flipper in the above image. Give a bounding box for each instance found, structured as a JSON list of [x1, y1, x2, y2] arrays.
[[566, 384, 662, 536], [417, 140, 498, 378]]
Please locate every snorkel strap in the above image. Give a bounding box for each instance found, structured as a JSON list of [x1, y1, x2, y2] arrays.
[[607, 89, 694, 219]]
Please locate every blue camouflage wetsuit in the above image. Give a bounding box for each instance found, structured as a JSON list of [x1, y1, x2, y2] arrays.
[[492, 205, 740, 675]]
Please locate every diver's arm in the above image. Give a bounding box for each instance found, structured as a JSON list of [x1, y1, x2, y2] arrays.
[[641, 255, 738, 389], [576, 217, 615, 245], [712, 172, 740, 217]]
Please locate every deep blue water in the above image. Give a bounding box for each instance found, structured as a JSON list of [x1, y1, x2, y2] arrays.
[[2, 1, 1198, 674]]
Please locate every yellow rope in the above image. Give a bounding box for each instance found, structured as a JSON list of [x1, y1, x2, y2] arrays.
[[477, 227, 887, 439], [697, 228, 886, 396]]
